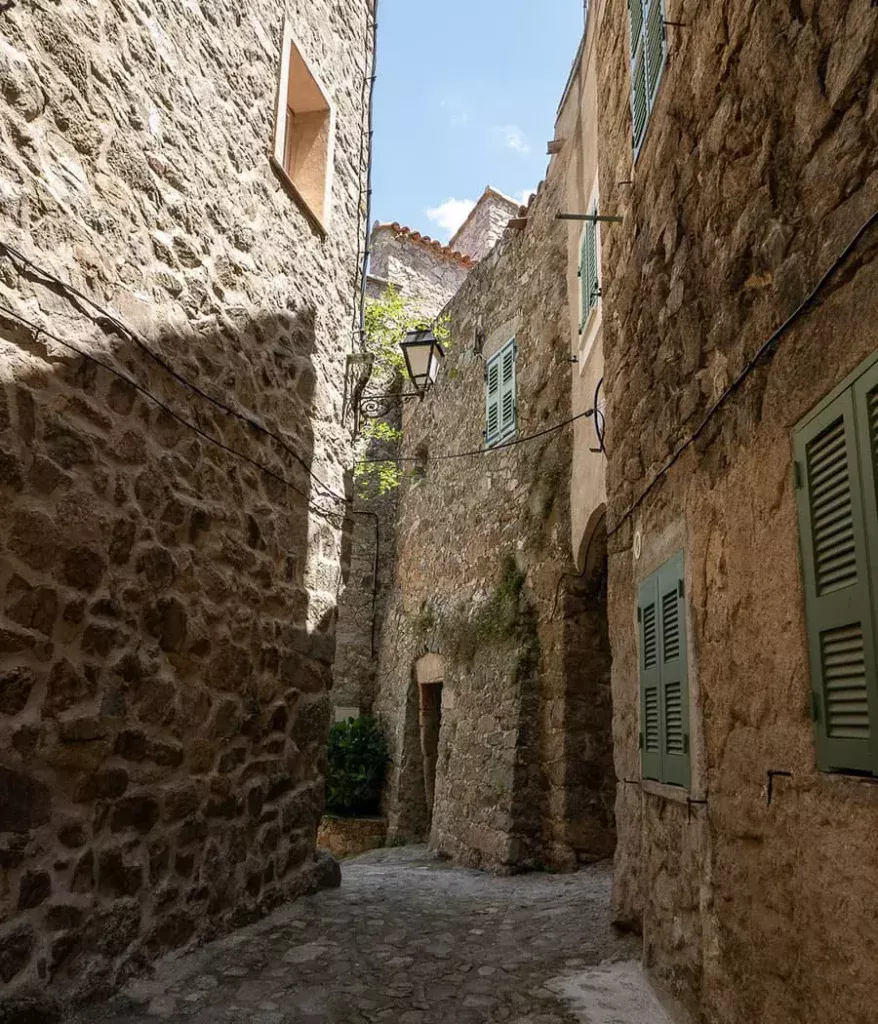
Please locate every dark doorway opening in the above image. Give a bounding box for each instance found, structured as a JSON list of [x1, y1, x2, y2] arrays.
[[420, 681, 443, 827]]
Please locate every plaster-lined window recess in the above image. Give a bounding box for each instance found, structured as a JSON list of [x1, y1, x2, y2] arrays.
[[577, 183, 603, 370], [271, 21, 336, 233]]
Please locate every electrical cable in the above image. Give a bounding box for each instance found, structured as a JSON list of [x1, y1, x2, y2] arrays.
[[360, 407, 595, 464], [0, 301, 347, 529], [353, 0, 379, 351], [0, 239, 351, 509], [607, 209, 878, 538]]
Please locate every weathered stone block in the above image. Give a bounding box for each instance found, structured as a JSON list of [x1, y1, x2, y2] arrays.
[[0, 767, 51, 832], [0, 924, 34, 983], [0, 665, 35, 715], [109, 796, 159, 834], [17, 870, 51, 911]]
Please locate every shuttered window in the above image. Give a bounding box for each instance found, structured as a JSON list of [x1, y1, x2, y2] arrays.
[[794, 357, 878, 775], [578, 206, 600, 331], [638, 552, 690, 786], [629, 0, 667, 157], [485, 339, 517, 447]]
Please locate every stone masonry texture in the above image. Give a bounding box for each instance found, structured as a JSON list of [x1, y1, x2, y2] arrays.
[[66, 846, 642, 1024], [334, 226, 468, 717], [373, 160, 616, 873], [450, 189, 522, 262], [596, 1, 878, 1021], [0, 0, 371, 1006]]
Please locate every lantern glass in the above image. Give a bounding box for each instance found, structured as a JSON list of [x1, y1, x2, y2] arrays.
[[401, 329, 444, 390]]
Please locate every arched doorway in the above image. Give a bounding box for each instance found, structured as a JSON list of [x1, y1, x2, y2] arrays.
[[563, 507, 616, 862], [416, 654, 445, 830]]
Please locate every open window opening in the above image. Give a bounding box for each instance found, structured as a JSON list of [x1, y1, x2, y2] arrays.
[[272, 23, 335, 231]]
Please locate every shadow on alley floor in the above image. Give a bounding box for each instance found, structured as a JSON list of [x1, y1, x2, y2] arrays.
[[75, 845, 660, 1024]]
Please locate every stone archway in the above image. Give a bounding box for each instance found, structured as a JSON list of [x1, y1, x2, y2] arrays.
[[562, 506, 616, 863], [416, 654, 445, 831]]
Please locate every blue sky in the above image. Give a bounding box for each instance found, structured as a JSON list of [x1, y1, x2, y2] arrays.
[[370, 1, 584, 241]]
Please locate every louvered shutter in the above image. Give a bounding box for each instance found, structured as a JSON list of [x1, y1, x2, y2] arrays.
[[630, 0, 667, 155], [795, 389, 877, 773], [485, 354, 501, 446], [498, 340, 517, 440], [587, 204, 599, 310], [579, 228, 590, 331], [657, 553, 690, 786], [639, 573, 662, 780], [644, 0, 667, 105]]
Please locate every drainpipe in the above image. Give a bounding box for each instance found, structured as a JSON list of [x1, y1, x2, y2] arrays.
[[358, 0, 379, 348]]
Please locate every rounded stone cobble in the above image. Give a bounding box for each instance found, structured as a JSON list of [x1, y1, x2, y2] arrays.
[[74, 846, 639, 1023]]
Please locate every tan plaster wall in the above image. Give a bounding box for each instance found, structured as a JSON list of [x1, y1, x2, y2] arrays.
[[557, 4, 608, 570], [597, 0, 878, 1019], [0, 0, 371, 1004]]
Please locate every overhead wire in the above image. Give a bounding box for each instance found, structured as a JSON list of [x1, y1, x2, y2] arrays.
[[0, 239, 351, 510], [360, 407, 595, 465], [0, 300, 347, 529], [606, 209, 878, 538]]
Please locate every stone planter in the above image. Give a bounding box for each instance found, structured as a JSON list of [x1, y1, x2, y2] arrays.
[[317, 815, 388, 859]]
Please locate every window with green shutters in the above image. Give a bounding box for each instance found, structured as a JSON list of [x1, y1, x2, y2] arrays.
[[794, 352, 878, 775], [485, 338, 517, 447], [578, 205, 600, 331], [638, 552, 690, 787], [629, 0, 668, 157]]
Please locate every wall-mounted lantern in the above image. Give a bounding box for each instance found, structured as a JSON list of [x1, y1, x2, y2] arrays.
[[357, 327, 445, 423], [401, 328, 445, 392]]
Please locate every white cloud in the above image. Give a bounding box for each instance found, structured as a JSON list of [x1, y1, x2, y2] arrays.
[[494, 124, 531, 156], [440, 97, 470, 128], [426, 198, 476, 238]]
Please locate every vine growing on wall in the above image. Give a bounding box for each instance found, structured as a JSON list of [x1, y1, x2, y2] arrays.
[[354, 285, 449, 499]]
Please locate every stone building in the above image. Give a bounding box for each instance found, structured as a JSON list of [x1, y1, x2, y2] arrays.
[[449, 187, 522, 262], [372, 158, 616, 871], [589, 0, 878, 1020], [0, 0, 373, 1004], [334, 193, 523, 719], [365, 222, 474, 314]]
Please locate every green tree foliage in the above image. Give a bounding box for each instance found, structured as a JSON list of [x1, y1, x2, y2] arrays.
[[355, 286, 449, 498], [325, 715, 391, 817]]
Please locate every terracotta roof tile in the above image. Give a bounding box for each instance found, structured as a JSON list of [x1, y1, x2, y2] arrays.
[[374, 222, 476, 267]]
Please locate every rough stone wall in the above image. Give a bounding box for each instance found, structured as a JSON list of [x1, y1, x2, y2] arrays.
[[366, 227, 470, 314], [597, 0, 878, 1020], [333, 227, 466, 716], [0, 0, 370, 1004], [373, 162, 616, 872], [449, 190, 521, 262]]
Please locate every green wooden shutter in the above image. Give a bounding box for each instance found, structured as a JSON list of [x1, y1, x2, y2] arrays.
[[578, 211, 600, 331], [499, 340, 517, 440], [485, 354, 501, 446], [645, 0, 667, 104], [639, 573, 662, 781], [629, 0, 648, 153], [795, 389, 877, 773], [658, 553, 690, 787], [579, 229, 590, 331], [587, 203, 599, 310]]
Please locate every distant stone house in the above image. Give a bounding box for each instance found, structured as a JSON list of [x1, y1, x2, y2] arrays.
[[333, 191, 522, 720], [591, 0, 878, 1021], [0, 0, 373, 1005], [371, 154, 615, 870]]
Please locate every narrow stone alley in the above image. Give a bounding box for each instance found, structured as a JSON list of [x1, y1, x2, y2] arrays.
[[72, 847, 669, 1024]]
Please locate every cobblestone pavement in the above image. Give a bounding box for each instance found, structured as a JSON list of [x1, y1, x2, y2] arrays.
[[78, 846, 643, 1024]]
